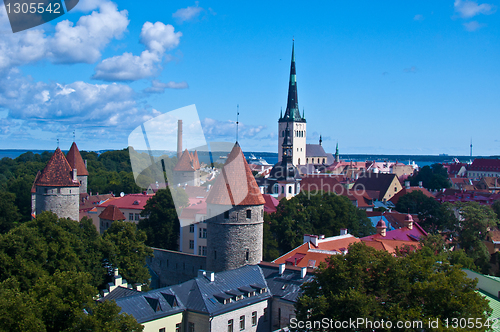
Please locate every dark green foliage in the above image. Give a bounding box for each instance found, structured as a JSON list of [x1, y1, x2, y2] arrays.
[[395, 190, 453, 233], [0, 191, 22, 233], [447, 202, 498, 274], [263, 191, 375, 260], [492, 200, 500, 221], [0, 212, 147, 331], [103, 221, 153, 285], [407, 163, 450, 190], [295, 242, 491, 332], [139, 187, 188, 250]]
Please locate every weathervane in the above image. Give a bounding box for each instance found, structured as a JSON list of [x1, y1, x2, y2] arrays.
[[73, 130, 75, 142], [57, 138, 59, 148], [236, 104, 239, 143]]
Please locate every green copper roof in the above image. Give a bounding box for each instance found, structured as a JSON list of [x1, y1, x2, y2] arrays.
[[280, 41, 305, 123], [478, 290, 500, 331]]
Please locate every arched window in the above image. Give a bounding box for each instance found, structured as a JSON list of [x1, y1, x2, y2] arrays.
[[298, 158, 300, 164], [288, 186, 292, 194], [281, 186, 284, 194], [273, 183, 279, 194]]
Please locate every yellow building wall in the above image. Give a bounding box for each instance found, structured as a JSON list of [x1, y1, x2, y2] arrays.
[[142, 312, 183, 332]]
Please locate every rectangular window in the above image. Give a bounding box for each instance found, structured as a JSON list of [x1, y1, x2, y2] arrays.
[[175, 324, 181, 332], [246, 209, 251, 219], [252, 311, 257, 326], [224, 211, 229, 219], [129, 213, 133, 220], [135, 213, 140, 221], [189, 224, 194, 233], [228, 319, 234, 332], [188, 322, 195, 332], [245, 249, 249, 261], [202, 246, 207, 256], [159, 328, 165, 332], [263, 308, 267, 321], [189, 240, 194, 249], [240, 315, 245, 330], [199, 227, 207, 238]]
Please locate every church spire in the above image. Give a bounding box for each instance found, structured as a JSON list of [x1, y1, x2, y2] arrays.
[[280, 40, 305, 123], [282, 122, 293, 164]]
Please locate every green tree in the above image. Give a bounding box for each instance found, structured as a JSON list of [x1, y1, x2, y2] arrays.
[[72, 300, 144, 332], [448, 202, 498, 273], [296, 242, 491, 332], [0, 191, 22, 233], [395, 190, 453, 233], [139, 187, 188, 250], [264, 191, 374, 258], [103, 221, 153, 285], [492, 200, 500, 221], [408, 163, 450, 190]]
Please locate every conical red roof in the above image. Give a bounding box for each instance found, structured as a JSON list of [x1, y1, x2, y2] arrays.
[[174, 149, 200, 171], [99, 204, 125, 221], [35, 148, 80, 187], [206, 143, 265, 206], [66, 142, 89, 176]]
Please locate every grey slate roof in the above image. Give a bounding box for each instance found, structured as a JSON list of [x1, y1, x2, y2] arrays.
[[99, 286, 140, 302], [114, 288, 185, 324], [306, 144, 327, 157], [259, 264, 314, 303], [170, 265, 271, 316]]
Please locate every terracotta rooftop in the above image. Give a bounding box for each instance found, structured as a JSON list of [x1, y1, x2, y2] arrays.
[[98, 193, 154, 210], [80, 193, 114, 212], [361, 221, 427, 242], [174, 149, 200, 172], [99, 204, 126, 221], [206, 142, 265, 206], [272, 234, 361, 268], [66, 142, 89, 176], [34, 148, 80, 187]]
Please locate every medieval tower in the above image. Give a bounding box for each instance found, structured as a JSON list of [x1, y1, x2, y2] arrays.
[[66, 142, 89, 194], [278, 41, 306, 166], [206, 142, 266, 272], [33, 147, 80, 221]]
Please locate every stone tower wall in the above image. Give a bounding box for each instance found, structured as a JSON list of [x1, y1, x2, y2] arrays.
[[206, 204, 263, 272], [35, 186, 80, 221], [78, 175, 87, 194]]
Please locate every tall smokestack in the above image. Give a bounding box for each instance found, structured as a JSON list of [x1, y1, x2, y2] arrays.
[[177, 120, 182, 159]]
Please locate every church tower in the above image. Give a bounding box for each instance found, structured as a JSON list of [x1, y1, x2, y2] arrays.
[[206, 142, 265, 273], [278, 41, 306, 165]]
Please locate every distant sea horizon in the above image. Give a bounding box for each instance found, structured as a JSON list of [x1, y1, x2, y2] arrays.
[[2, 149, 499, 168]]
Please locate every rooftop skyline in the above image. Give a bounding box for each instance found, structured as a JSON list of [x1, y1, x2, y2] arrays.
[[0, 0, 499, 155]]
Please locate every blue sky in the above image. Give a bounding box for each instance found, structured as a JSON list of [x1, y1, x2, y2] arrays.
[[0, 0, 499, 155]]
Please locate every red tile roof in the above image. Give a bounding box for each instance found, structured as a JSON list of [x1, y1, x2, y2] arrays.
[[174, 149, 200, 172], [98, 193, 154, 210], [66, 142, 89, 176], [206, 143, 265, 206], [263, 194, 279, 214], [180, 200, 207, 219], [35, 148, 80, 187], [272, 234, 361, 268], [469, 159, 500, 172], [80, 193, 114, 212], [361, 222, 427, 242], [99, 204, 126, 221]]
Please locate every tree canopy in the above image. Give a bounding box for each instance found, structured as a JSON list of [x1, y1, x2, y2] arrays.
[[263, 191, 375, 261], [139, 187, 188, 250], [0, 212, 147, 331], [295, 242, 491, 332], [408, 163, 450, 190]]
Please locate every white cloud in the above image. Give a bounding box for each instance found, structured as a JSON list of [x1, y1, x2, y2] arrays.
[[463, 20, 486, 31], [92, 22, 181, 81], [50, 1, 129, 64], [140, 22, 182, 53], [201, 118, 265, 141], [144, 80, 189, 93], [454, 0, 496, 18], [413, 14, 424, 21], [0, 0, 129, 72], [172, 2, 204, 23]]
